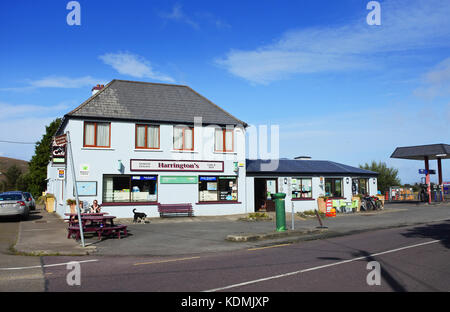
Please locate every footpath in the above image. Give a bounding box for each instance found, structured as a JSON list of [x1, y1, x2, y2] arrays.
[[11, 202, 450, 257]]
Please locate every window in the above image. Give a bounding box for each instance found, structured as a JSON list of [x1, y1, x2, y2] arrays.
[[291, 178, 312, 199], [136, 124, 160, 149], [173, 126, 194, 151], [325, 178, 342, 197], [103, 175, 157, 203], [215, 128, 234, 152], [84, 122, 110, 147], [199, 176, 238, 202], [352, 178, 368, 195]]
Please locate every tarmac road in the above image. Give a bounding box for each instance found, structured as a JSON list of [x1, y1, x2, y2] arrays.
[[40, 220, 450, 292]]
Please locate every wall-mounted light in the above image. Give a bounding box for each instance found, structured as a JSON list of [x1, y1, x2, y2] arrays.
[[373, 178, 376, 184], [284, 178, 288, 184], [345, 177, 350, 184]]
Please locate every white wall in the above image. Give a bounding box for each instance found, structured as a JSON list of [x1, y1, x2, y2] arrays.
[[47, 119, 247, 218]]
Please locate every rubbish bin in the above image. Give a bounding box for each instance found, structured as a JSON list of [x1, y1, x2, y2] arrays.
[[272, 193, 286, 232]]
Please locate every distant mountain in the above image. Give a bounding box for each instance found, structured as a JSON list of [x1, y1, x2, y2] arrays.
[[0, 156, 29, 182]]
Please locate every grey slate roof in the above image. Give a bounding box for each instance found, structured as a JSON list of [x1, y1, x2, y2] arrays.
[[390, 144, 450, 160], [246, 159, 378, 176], [66, 80, 247, 126]]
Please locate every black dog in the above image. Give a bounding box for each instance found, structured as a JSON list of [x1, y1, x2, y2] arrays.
[[132, 208, 147, 223]]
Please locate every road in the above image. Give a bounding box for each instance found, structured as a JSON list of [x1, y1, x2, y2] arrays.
[[39, 220, 449, 292]]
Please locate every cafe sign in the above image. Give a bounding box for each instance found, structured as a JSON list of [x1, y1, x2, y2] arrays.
[[130, 159, 224, 172]]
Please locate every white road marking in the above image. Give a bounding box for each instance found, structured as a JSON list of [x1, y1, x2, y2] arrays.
[[0, 259, 98, 271], [203, 239, 441, 292]]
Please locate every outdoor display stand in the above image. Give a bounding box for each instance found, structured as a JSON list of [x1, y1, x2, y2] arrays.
[[272, 193, 286, 232]]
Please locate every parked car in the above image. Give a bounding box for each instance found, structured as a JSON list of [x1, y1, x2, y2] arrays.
[[0, 191, 30, 220], [23, 192, 36, 211]]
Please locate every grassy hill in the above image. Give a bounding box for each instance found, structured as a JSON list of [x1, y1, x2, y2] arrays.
[[0, 156, 29, 184]]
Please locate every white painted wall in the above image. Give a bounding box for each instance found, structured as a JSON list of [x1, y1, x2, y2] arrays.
[[47, 119, 247, 218]]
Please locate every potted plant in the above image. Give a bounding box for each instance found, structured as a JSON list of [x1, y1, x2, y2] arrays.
[[66, 198, 77, 214]]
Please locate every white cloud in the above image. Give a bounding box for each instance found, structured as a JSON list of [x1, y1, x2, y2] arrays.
[[414, 57, 450, 100], [160, 3, 199, 29], [99, 52, 175, 83], [0, 101, 70, 119], [216, 0, 450, 84], [0, 76, 105, 92]]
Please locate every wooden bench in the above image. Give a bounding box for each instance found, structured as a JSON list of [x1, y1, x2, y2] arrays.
[[67, 224, 128, 240], [158, 203, 194, 217]]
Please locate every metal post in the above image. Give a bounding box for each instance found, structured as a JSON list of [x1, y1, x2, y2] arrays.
[[425, 156, 431, 204], [66, 131, 85, 247], [438, 158, 444, 202]]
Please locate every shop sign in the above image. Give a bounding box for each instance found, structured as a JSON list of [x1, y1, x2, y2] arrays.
[[52, 134, 67, 165], [80, 164, 90, 177], [160, 176, 198, 184], [130, 159, 224, 172], [199, 176, 217, 181], [57, 169, 65, 180], [132, 176, 157, 181]]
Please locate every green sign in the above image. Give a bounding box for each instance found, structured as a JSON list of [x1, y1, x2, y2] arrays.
[[160, 176, 198, 184]]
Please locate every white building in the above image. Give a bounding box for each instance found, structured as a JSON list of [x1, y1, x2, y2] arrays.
[[47, 80, 248, 218], [47, 79, 379, 218]]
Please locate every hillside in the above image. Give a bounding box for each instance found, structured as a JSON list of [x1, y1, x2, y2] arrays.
[[0, 156, 29, 182]]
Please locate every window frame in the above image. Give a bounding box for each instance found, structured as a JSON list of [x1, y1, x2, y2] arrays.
[[135, 124, 160, 150], [291, 178, 313, 199], [325, 178, 343, 198], [102, 174, 158, 204], [214, 128, 234, 153], [198, 175, 238, 203], [83, 121, 111, 148], [173, 126, 194, 151]]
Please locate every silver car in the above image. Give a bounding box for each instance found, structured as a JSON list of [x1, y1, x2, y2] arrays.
[[0, 192, 30, 220]]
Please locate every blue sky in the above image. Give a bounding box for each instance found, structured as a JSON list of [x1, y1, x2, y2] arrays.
[[0, 0, 449, 184]]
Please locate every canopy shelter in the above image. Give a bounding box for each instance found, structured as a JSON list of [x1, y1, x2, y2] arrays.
[[390, 143, 450, 203]]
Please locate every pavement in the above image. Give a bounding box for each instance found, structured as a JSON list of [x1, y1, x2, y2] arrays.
[[5, 201, 450, 257]]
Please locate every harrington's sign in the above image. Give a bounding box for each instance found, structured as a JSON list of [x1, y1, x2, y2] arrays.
[[130, 159, 224, 172]]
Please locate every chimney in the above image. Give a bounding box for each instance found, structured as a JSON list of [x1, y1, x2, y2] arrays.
[[91, 84, 104, 96]]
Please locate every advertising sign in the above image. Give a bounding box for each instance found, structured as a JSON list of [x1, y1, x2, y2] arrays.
[[57, 169, 65, 180], [130, 159, 224, 172], [160, 176, 198, 184], [52, 134, 67, 165]]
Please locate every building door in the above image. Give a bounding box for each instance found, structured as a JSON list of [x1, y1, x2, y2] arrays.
[[254, 178, 278, 212]]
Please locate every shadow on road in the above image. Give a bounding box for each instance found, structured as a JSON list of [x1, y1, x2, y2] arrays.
[[400, 220, 450, 249]]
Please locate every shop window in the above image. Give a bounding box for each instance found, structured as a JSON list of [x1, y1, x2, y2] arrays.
[[215, 128, 234, 152], [325, 178, 342, 197], [103, 175, 157, 203], [291, 178, 312, 199], [199, 176, 238, 202], [352, 178, 368, 195], [174, 126, 194, 151], [84, 122, 110, 147], [136, 124, 160, 149]]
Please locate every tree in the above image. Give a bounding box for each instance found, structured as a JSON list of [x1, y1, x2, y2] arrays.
[[27, 118, 62, 198], [3, 165, 22, 191], [359, 161, 401, 193]]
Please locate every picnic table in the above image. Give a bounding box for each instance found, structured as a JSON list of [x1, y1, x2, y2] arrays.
[[66, 214, 128, 240]]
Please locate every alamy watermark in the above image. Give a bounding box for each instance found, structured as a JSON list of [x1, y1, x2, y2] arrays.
[[66, 261, 81, 286], [366, 261, 381, 286], [66, 1, 81, 26], [367, 1, 381, 26]]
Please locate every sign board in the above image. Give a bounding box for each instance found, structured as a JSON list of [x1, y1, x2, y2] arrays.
[[419, 169, 436, 174], [80, 164, 90, 177], [52, 134, 67, 165], [73, 181, 97, 196], [57, 169, 65, 180], [160, 176, 198, 184], [130, 159, 224, 172]]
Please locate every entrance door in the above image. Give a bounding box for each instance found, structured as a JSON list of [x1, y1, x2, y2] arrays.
[[254, 178, 278, 212]]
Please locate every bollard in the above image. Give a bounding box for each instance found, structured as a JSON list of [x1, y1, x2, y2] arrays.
[[272, 193, 286, 232]]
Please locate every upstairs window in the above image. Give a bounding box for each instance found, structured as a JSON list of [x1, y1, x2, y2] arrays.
[[173, 126, 194, 151], [84, 122, 110, 147], [215, 128, 234, 152], [136, 125, 160, 149]]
